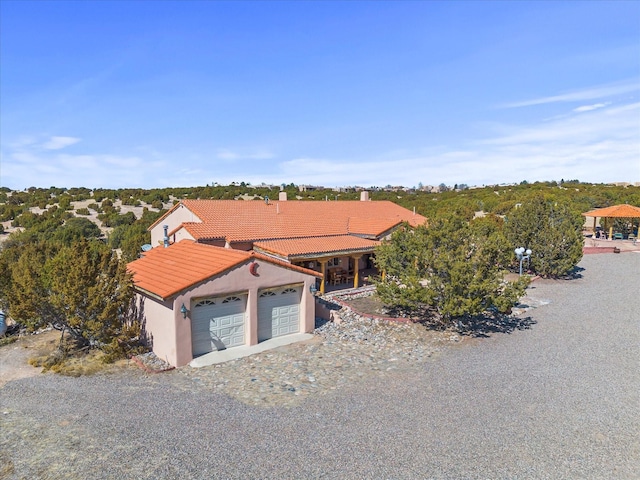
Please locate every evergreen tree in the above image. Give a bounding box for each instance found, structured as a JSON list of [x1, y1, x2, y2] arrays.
[[3, 241, 61, 330], [504, 194, 583, 277], [375, 216, 528, 322], [2, 238, 136, 352], [44, 240, 134, 346]]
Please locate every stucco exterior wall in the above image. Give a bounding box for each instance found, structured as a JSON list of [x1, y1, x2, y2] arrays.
[[137, 294, 177, 365], [173, 227, 195, 244], [140, 259, 318, 367], [150, 204, 202, 247]]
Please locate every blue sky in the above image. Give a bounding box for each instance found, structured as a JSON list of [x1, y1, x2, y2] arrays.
[[1, 1, 639, 190]]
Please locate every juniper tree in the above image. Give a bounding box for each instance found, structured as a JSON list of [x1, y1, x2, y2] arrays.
[[2, 238, 137, 355], [503, 194, 583, 277], [374, 216, 528, 322]]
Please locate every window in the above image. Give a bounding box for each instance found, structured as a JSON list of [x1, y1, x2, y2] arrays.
[[222, 296, 241, 303], [194, 299, 215, 308], [327, 257, 341, 267]]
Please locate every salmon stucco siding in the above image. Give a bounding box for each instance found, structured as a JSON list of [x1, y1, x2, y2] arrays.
[[136, 295, 177, 365], [150, 203, 201, 247], [131, 245, 319, 367]]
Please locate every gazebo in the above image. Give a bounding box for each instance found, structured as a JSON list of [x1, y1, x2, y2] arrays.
[[582, 204, 640, 240]]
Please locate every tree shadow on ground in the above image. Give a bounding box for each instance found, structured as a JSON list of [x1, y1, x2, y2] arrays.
[[338, 294, 537, 338], [383, 304, 537, 338], [563, 265, 585, 280], [537, 266, 585, 281], [447, 313, 537, 338]]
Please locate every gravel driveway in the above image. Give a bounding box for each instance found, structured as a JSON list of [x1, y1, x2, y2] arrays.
[[1, 252, 638, 479]]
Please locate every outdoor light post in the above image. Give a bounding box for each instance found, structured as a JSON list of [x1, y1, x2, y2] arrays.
[[514, 247, 532, 276]]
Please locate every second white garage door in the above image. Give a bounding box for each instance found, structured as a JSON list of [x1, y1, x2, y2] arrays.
[[258, 286, 301, 342], [191, 294, 247, 356]]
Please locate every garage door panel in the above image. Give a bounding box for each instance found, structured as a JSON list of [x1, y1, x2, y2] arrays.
[[191, 294, 246, 356], [258, 286, 301, 342]]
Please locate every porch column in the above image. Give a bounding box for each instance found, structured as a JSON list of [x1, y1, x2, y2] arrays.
[[351, 255, 363, 288], [609, 224, 613, 241], [319, 260, 328, 294]]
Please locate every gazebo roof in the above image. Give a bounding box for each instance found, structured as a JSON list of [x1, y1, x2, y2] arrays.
[[582, 204, 640, 218]]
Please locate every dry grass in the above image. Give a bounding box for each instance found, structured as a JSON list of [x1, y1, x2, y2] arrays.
[[342, 294, 388, 316], [0, 335, 19, 347], [27, 334, 132, 377]]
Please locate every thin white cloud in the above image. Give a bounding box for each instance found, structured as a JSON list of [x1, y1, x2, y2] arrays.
[[502, 80, 640, 108], [3, 93, 638, 189], [573, 102, 609, 113], [243, 98, 640, 187], [42, 136, 81, 150], [216, 148, 274, 161], [7, 135, 39, 149], [3, 150, 146, 189]]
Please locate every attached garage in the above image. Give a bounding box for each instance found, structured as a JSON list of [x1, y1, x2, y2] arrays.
[[191, 294, 247, 356], [258, 285, 302, 342], [128, 240, 321, 367]]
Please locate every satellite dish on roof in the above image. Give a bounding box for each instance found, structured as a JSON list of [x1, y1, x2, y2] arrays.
[[141, 244, 152, 252]]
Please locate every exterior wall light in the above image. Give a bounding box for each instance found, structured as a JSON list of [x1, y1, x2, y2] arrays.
[[180, 303, 188, 319], [514, 247, 532, 276], [309, 283, 318, 295]]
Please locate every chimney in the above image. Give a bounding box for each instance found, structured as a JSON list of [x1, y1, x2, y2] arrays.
[[279, 191, 287, 201], [163, 225, 169, 248], [360, 191, 370, 201]]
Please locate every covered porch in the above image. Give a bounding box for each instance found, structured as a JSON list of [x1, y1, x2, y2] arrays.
[[253, 235, 380, 294], [582, 204, 640, 241]]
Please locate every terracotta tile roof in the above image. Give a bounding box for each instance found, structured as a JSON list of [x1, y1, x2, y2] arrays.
[[254, 235, 380, 258], [582, 204, 640, 218], [347, 217, 402, 237], [176, 199, 426, 242], [127, 240, 320, 300]]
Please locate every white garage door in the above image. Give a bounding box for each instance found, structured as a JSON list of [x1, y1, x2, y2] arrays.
[[258, 286, 301, 342], [191, 294, 247, 356]]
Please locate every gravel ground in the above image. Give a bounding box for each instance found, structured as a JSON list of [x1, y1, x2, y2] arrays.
[[1, 252, 639, 479], [178, 314, 460, 408]]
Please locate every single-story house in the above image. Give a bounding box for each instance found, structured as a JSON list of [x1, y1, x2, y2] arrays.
[[128, 192, 426, 366], [148, 191, 426, 294]]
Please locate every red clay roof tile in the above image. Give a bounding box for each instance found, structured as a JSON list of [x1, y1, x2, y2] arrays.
[[582, 204, 640, 218], [254, 235, 380, 258], [127, 240, 320, 299], [174, 199, 426, 242]]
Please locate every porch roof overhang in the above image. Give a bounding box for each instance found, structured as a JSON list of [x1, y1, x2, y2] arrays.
[[582, 204, 640, 218], [253, 235, 380, 261]]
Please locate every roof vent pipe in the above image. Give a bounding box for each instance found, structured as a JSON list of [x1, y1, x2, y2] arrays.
[[163, 225, 169, 248]]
